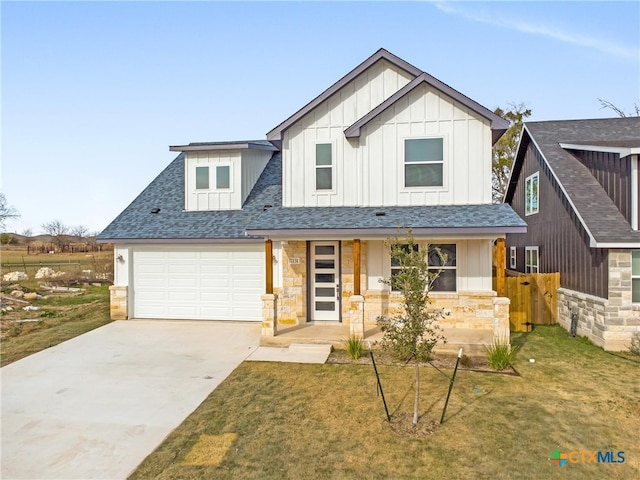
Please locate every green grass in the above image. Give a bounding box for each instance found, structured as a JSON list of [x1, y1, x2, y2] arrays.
[[130, 325, 639, 480], [0, 285, 112, 366]]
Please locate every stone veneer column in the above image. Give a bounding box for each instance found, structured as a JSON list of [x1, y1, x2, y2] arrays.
[[109, 286, 128, 320], [349, 295, 365, 337], [493, 297, 510, 340], [261, 294, 278, 337]]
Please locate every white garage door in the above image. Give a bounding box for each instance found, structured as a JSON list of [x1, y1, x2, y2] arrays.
[[133, 245, 264, 321]]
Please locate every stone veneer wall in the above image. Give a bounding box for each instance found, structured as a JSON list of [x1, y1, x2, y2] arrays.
[[362, 289, 510, 339], [276, 241, 307, 326], [557, 250, 640, 351], [109, 285, 128, 320]]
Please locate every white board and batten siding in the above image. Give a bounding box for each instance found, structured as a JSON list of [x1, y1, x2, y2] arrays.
[[283, 62, 493, 208], [282, 59, 414, 208], [115, 245, 264, 321], [184, 149, 270, 211]]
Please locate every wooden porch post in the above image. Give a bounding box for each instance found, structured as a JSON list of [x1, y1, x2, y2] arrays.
[[353, 239, 361, 296], [496, 238, 506, 297], [265, 239, 273, 294]]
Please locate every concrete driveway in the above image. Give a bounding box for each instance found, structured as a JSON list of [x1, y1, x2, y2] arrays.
[[1, 320, 260, 480]]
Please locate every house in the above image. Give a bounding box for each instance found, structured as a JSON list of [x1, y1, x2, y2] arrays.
[[98, 48, 525, 343], [504, 118, 640, 351]]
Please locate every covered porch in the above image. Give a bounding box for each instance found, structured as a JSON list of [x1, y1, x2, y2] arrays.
[[259, 323, 494, 356]]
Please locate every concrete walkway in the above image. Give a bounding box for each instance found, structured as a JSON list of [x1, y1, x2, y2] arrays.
[[1, 320, 260, 480]]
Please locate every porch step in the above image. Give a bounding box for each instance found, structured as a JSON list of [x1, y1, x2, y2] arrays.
[[435, 341, 489, 357], [247, 344, 332, 364]]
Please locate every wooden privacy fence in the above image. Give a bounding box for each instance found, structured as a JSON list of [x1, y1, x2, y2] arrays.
[[505, 272, 560, 332]]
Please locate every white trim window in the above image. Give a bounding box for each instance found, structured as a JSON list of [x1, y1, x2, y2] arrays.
[[404, 138, 444, 188], [429, 244, 457, 291], [525, 172, 539, 215], [315, 143, 333, 191], [195, 166, 209, 190], [632, 250, 640, 303], [389, 243, 457, 292], [215, 165, 231, 189], [510, 246, 516, 269], [525, 246, 539, 273]]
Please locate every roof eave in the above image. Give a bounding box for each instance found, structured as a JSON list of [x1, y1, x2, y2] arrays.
[[169, 142, 278, 152], [246, 226, 526, 238]]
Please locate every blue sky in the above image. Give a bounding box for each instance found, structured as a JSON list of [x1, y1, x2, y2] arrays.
[[2, 1, 639, 235]]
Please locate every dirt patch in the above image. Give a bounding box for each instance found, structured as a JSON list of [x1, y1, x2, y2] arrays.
[[387, 413, 439, 437]]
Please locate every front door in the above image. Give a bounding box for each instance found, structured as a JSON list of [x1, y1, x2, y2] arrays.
[[310, 241, 340, 321]]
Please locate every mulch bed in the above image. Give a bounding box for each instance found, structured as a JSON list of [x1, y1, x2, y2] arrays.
[[327, 349, 520, 376]]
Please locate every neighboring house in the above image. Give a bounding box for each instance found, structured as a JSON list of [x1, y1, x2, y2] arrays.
[[99, 48, 525, 341], [504, 118, 640, 351]]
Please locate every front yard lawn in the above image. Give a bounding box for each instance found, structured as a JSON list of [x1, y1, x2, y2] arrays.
[[131, 325, 639, 479]]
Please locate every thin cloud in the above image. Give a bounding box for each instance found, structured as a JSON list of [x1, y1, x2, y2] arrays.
[[434, 1, 639, 61]]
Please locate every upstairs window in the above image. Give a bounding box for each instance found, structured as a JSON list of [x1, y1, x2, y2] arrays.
[[315, 143, 333, 190], [525, 172, 539, 215], [216, 165, 230, 189], [525, 246, 539, 273], [195, 166, 209, 190], [633, 251, 640, 303], [404, 138, 444, 187]]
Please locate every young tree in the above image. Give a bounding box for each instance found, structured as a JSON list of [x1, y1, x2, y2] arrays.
[[377, 230, 447, 427], [492, 103, 531, 203], [0, 193, 20, 230]]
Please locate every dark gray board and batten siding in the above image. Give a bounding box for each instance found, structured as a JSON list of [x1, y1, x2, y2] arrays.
[[506, 141, 608, 299]]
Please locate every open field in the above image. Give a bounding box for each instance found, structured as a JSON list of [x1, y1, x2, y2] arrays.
[[1, 247, 113, 279], [1, 248, 113, 366], [131, 325, 639, 480]]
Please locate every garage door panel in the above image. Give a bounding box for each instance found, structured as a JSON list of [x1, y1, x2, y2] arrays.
[[133, 246, 263, 321]]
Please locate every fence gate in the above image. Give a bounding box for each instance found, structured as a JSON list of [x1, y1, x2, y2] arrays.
[[505, 272, 560, 332]]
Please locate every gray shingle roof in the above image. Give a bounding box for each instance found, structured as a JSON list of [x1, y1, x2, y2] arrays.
[[506, 117, 640, 246], [246, 203, 525, 235], [98, 153, 282, 241]]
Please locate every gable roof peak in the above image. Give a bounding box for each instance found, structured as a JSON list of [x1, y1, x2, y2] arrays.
[[266, 48, 423, 142]]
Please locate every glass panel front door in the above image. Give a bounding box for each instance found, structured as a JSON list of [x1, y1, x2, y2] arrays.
[[310, 241, 340, 321]]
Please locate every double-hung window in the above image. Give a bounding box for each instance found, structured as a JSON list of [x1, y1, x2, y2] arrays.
[[404, 138, 444, 187], [389, 243, 456, 292], [525, 172, 539, 215], [633, 251, 640, 303], [428, 244, 457, 292], [195, 166, 209, 190], [525, 246, 539, 273], [315, 143, 333, 190]]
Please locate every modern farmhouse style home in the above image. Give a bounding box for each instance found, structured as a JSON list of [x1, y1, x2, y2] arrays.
[[99, 49, 525, 342], [505, 118, 640, 350]]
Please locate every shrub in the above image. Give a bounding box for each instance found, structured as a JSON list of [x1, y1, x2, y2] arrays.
[[344, 334, 365, 360], [485, 336, 519, 370]]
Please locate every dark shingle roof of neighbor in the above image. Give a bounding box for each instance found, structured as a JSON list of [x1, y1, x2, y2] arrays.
[[505, 117, 640, 246], [246, 204, 525, 234], [98, 153, 282, 241]]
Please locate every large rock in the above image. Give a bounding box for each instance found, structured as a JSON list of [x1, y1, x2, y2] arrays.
[[3, 272, 28, 282], [10, 290, 24, 298], [35, 267, 56, 279]]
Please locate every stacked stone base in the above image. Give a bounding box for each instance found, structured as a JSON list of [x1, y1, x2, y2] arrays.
[[558, 288, 640, 351]]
